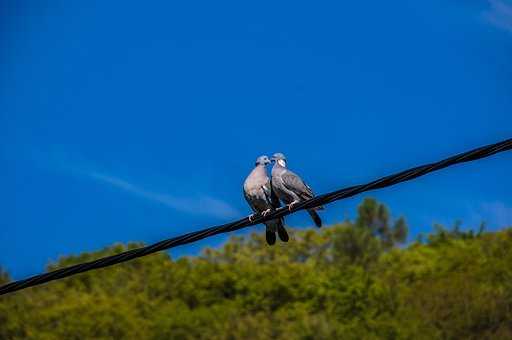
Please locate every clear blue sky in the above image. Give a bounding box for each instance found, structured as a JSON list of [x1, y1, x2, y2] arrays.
[[1, 1, 511, 279]]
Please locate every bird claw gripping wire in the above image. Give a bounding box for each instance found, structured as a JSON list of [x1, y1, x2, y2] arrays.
[[288, 201, 300, 211]]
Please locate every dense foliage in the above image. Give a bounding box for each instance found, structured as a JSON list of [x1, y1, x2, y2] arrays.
[[1, 198, 511, 339]]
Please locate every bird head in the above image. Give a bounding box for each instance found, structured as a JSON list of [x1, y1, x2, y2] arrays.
[[271, 153, 287, 167], [255, 155, 271, 166]]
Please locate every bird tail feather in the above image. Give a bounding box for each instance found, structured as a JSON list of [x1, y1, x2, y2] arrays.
[[307, 209, 322, 228], [276, 220, 289, 242], [266, 218, 288, 244], [265, 228, 276, 245]]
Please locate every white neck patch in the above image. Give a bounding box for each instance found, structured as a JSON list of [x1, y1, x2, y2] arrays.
[[277, 159, 286, 167]]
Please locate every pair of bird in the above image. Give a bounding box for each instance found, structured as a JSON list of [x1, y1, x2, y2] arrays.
[[243, 152, 323, 246]]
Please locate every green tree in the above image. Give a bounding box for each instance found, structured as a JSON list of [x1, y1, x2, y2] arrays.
[[0, 266, 9, 284], [356, 197, 408, 248], [0, 199, 511, 339]]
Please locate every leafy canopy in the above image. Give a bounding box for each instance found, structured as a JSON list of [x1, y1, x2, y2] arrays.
[[1, 198, 511, 340]]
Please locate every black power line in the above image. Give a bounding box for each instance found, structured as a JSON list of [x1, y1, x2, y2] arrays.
[[1, 138, 511, 296]]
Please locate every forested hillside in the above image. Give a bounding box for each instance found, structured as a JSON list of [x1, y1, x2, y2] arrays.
[[1, 198, 511, 340]]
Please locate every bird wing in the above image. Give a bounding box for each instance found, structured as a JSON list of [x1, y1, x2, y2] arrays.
[[243, 187, 258, 213], [270, 184, 282, 210], [281, 171, 314, 200], [263, 179, 281, 210]]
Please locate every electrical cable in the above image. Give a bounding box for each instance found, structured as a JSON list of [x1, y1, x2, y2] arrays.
[[1, 138, 511, 296]]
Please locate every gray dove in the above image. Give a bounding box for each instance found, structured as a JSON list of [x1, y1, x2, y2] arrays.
[[271, 153, 323, 228], [243, 155, 289, 245]]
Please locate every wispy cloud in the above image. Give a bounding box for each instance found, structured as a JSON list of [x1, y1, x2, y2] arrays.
[[89, 172, 240, 219], [484, 0, 512, 33], [32, 148, 240, 219]]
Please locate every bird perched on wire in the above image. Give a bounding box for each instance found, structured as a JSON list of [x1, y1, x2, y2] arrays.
[[271, 153, 323, 228], [243, 155, 289, 245]]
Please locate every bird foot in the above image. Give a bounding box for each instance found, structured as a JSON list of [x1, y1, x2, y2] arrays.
[[248, 213, 257, 222], [288, 201, 300, 211], [262, 209, 272, 216]]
